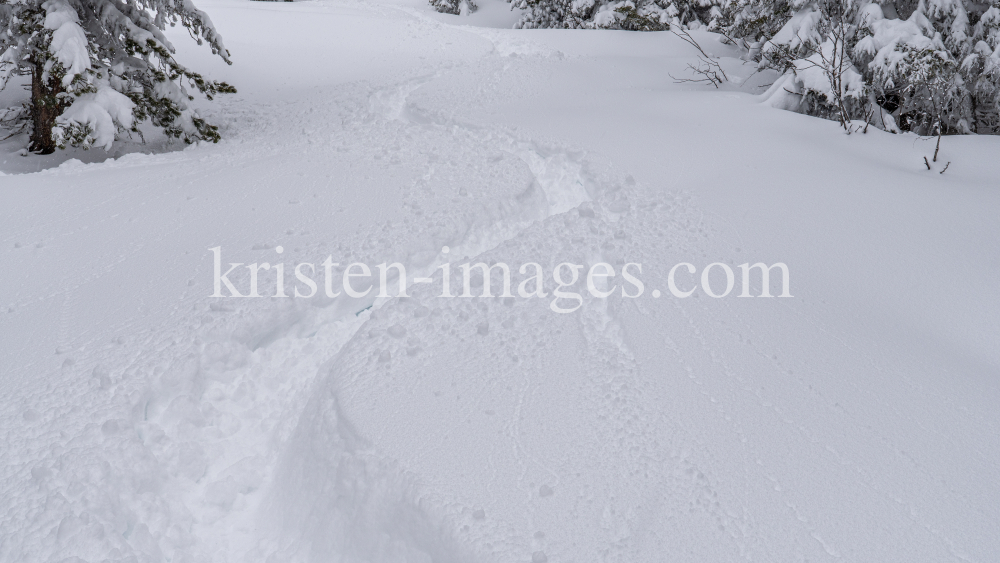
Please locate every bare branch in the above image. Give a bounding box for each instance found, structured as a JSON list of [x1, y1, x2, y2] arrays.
[[670, 27, 730, 87]]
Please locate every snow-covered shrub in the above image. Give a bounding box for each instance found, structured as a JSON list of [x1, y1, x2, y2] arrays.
[[430, 0, 478, 15], [714, 0, 796, 46], [507, 0, 724, 31], [726, 0, 1000, 134], [0, 0, 235, 154], [754, 0, 869, 130]]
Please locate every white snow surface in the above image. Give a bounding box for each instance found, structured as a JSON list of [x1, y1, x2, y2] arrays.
[[2, 0, 999, 562]]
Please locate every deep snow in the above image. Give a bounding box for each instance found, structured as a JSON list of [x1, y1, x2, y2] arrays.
[[1, 0, 998, 562]]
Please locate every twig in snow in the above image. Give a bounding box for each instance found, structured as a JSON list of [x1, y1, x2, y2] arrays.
[[670, 63, 728, 88], [924, 156, 931, 170], [670, 28, 729, 88], [939, 161, 951, 174]]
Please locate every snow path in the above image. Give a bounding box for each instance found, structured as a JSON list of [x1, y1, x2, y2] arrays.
[[1, 6, 630, 560], [2, 0, 999, 562]]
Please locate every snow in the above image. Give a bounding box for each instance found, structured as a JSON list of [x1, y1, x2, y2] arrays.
[[860, 8, 939, 71], [2, 0, 999, 562], [55, 86, 136, 150], [43, 0, 92, 86], [789, 38, 866, 102], [764, 7, 824, 54]]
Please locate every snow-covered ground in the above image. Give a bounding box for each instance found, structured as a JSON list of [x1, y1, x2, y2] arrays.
[[2, 0, 999, 562]]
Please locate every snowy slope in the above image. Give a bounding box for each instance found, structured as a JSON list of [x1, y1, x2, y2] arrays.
[[1, 0, 998, 562]]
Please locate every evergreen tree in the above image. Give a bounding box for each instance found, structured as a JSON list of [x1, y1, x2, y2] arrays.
[[0, 0, 235, 154], [726, 0, 1000, 133], [429, 0, 477, 15], [507, 0, 724, 31]]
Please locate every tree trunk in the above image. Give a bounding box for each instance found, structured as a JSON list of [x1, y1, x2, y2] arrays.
[[28, 60, 64, 155]]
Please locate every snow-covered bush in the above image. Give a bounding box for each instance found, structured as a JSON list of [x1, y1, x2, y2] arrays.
[[750, 0, 869, 130], [726, 0, 1000, 134], [430, 0, 478, 15], [0, 0, 235, 154], [506, 0, 724, 31], [715, 0, 795, 45]]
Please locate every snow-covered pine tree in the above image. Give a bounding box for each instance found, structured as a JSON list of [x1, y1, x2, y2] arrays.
[[713, 0, 796, 46], [429, 0, 477, 15], [507, 0, 724, 31], [748, 0, 869, 129], [0, 0, 235, 154], [967, 1, 1000, 131], [726, 0, 1000, 133]]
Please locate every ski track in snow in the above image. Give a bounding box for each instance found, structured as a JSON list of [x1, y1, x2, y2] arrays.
[[1, 11, 680, 560]]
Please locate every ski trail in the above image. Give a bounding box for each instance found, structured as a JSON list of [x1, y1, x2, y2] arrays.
[[0, 45, 636, 563], [242, 55, 627, 563], [0, 4, 700, 562], [249, 64, 709, 563], [220, 29, 718, 562]]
